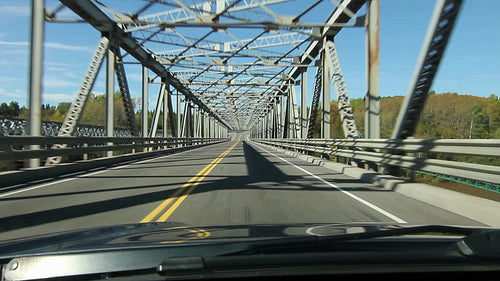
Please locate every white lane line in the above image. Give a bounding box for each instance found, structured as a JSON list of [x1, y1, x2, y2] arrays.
[[0, 144, 223, 198], [252, 142, 407, 224]]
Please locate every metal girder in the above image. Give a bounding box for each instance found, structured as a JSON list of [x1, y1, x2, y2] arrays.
[[149, 82, 166, 137], [307, 65, 322, 138], [124, 0, 293, 33], [60, 0, 231, 130], [158, 33, 305, 56], [46, 36, 109, 165], [392, 0, 462, 139], [279, 0, 365, 93], [324, 40, 359, 138], [155, 33, 307, 60], [28, 0, 44, 168], [114, 47, 140, 137]]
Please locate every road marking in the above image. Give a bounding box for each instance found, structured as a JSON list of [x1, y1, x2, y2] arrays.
[[0, 144, 224, 198], [142, 137, 241, 223], [252, 142, 407, 224]]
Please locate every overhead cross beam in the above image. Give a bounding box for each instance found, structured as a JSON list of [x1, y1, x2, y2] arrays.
[[60, 0, 231, 130]]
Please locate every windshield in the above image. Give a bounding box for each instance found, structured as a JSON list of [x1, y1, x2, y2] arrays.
[[0, 0, 499, 275]]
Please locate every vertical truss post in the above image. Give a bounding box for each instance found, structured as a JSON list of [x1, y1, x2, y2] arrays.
[[392, 0, 462, 139], [46, 36, 109, 165], [167, 86, 176, 139], [142, 66, 149, 137], [181, 99, 189, 139], [324, 40, 360, 138], [290, 85, 301, 138], [321, 49, 331, 139], [27, 0, 44, 168], [203, 113, 208, 138], [189, 103, 194, 138], [365, 0, 380, 139], [279, 96, 286, 138], [114, 47, 139, 137], [163, 83, 169, 139], [149, 80, 166, 137], [176, 92, 182, 138], [270, 103, 275, 138], [193, 107, 199, 138], [300, 70, 308, 139], [307, 63, 322, 138], [210, 117, 215, 138], [106, 49, 115, 157], [283, 95, 290, 138]]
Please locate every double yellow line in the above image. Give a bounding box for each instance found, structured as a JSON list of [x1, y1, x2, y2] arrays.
[[141, 137, 241, 223]]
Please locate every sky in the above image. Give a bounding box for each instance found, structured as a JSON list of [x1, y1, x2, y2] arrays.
[[0, 0, 499, 110]]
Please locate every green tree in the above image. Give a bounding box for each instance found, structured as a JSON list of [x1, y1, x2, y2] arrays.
[[470, 104, 489, 138], [8, 101, 20, 117], [487, 94, 500, 136], [0, 102, 10, 117], [56, 102, 71, 115]]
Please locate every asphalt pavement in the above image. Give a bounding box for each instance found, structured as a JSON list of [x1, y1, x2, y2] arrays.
[[0, 134, 483, 242]]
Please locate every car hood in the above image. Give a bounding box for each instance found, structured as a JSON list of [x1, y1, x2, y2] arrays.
[[0, 221, 472, 257]]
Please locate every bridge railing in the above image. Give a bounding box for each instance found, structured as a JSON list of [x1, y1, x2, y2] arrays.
[[0, 136, 224, 163], [0, 117, 133, 137], [253, 138, 500, 190]]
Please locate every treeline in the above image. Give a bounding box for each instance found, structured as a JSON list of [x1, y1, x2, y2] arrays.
[[1, 92, 169, 129], [1, 92, 499, 139], [324, 92, 500, 139]]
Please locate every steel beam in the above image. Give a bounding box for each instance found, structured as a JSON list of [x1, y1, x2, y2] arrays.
[[279, 0, 365, 94], [46, 36, 109, 165], [60, 0, 231, 130], [365, 0, 380, 139], [392, 0, 462, 139], [142, 66, 149, 137], [150, 81, 166, 137], [114, 48, 140, 137], [324, 40, 359, 138], [167, 87, 176, 138], [106, 50, 115, 157], [27, 0, 44, 168], [321, 49, 331, 139], [163, 83, 169, 138], [300, 71, 308, 139]]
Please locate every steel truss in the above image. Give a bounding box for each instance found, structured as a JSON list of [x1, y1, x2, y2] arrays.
[[392, 0, 462, 139]]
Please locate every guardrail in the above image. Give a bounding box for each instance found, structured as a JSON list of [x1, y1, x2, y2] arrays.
[[1, 136, 225, 162], [253, 138, 500, 187], [0, 117, 133, 137]]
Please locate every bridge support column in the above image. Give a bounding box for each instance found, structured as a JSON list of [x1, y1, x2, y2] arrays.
[[176, 92, 181, 139], [321, 47, 331, 139], [163, 83, 169, 150], [27, 0, 44, 168], [106, 50, 115, 157], [142, 66, 148, 138], [365, 0, 380, 139], [300, 70, 308, 139]]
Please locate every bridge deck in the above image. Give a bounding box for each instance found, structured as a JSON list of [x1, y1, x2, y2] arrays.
[[0, 135, 483, 241]]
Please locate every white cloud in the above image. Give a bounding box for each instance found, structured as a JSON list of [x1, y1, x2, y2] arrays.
[[0, 88, 24, 98], [0, 5, 29, 17], [43, 77, 80, 88], [0, 40, 93, 53], [0, 40, 29, 47], [44, 42, 93, 53], [43, 93, 74, 102]]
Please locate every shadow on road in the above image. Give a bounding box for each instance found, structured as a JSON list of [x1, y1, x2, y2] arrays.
[[0, 141, 384, 233]]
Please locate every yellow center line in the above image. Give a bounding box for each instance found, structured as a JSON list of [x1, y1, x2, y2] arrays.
[[141, 137, 241, 223]]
